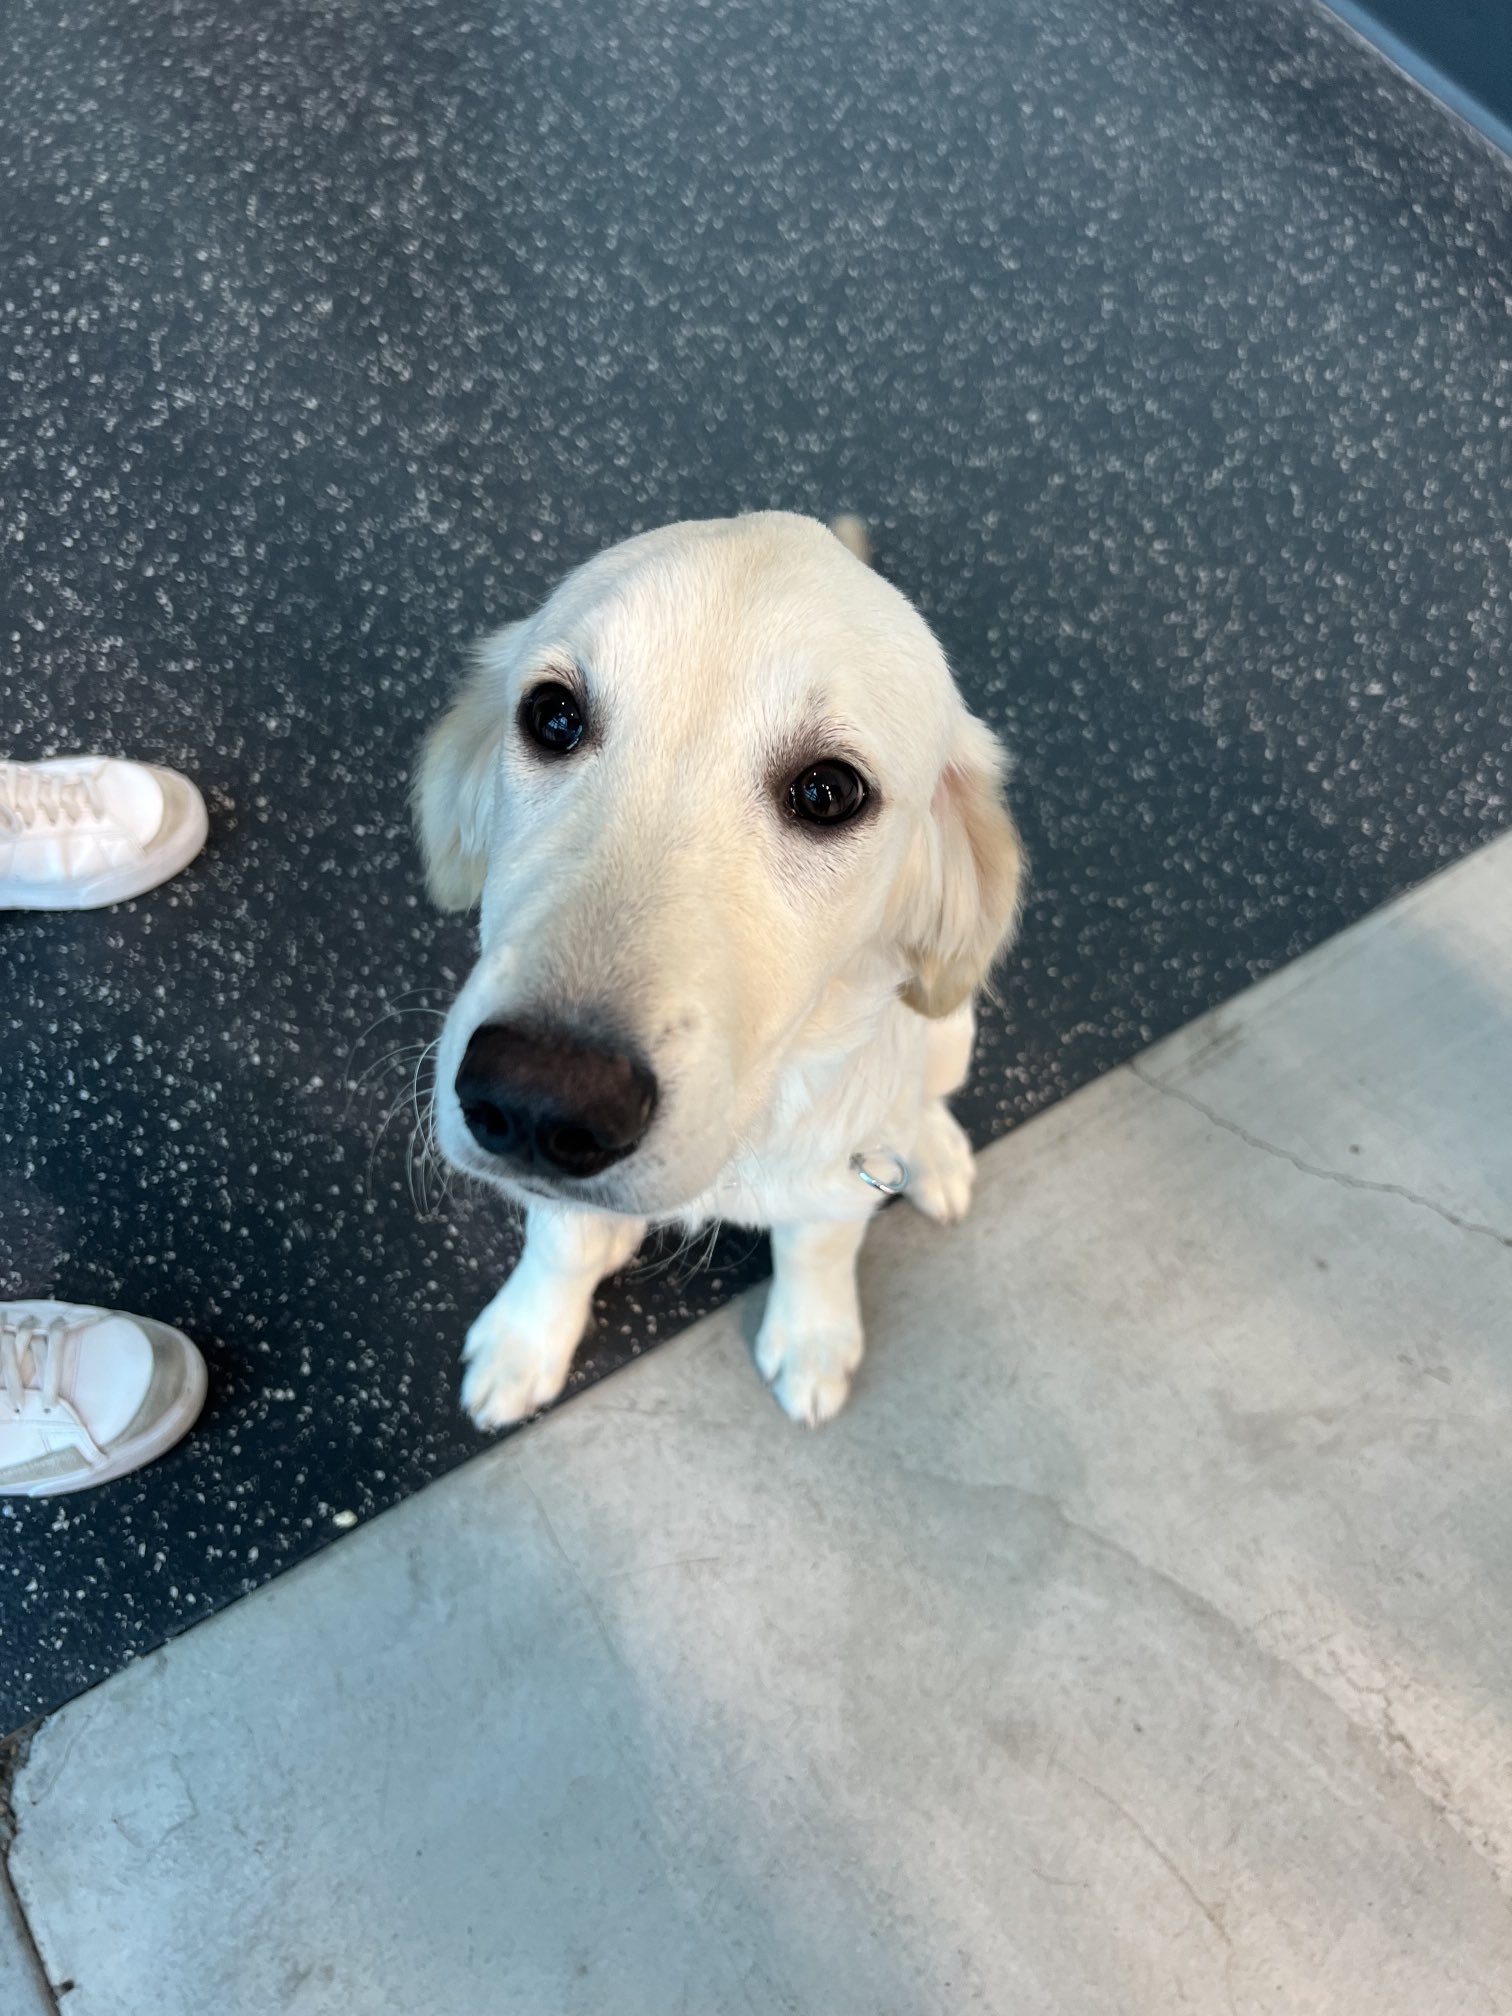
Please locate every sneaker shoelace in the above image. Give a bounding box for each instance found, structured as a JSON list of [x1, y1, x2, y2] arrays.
[[0, 1312, 66, 1416], [0, 764, 104, 836]]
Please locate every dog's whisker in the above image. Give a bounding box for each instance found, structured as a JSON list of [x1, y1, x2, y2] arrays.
[[421, 1078, 452, 1212], [694, 1215, 731, 1280], [345, 995, 446, 1056], [342, 1042, 435, 1129], [345, 1040, 432, 1096], [343, 1000, 447, 1090], [641, 1209, 731, 1291], [352, 987, 448, 1030], [624, 1220, 695, 1285], [367, 1074, 436, 1200], [403, 1038, 447, 1218]]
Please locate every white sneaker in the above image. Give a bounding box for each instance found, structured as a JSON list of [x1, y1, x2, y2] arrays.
[[0, 1303, 208, 1497], [0, 756, 208, 909]]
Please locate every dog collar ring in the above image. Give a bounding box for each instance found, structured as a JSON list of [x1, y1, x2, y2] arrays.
[[849, 1149, 909, 1196]]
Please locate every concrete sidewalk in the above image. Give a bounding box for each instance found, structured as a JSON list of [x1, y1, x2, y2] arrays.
[[5, 833, 1511, 2015]]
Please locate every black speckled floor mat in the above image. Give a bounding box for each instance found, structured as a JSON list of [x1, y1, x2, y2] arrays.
[[4, 0, 1511, 1731]]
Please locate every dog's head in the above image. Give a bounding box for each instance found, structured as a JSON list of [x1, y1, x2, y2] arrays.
[[416, 513, 1023, 1218]]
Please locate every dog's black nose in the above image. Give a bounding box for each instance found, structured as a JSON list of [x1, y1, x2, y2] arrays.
[[455, 1023, 657, 1179]]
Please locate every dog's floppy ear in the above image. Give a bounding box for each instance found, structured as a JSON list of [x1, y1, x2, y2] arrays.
[[891, 712, 1026, 1019], [412, 624, 520, 911]]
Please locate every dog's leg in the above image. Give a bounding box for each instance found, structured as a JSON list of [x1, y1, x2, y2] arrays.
[[922, 998, 975, 1099], [755, 1217, 872, 1427], [907, 999, 978, 1223], [906, 1099, 976, 1225], [461, 1203, 646, 1430]]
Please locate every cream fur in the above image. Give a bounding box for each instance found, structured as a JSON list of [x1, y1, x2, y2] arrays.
[[416, 511, 1024, 1426]]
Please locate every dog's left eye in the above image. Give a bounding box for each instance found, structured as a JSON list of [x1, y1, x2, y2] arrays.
[[788, 760, 868, 827], [521, 682, 587, 754]]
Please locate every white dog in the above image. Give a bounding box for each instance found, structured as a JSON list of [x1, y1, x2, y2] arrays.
[[415, 511, 1024, 1427]]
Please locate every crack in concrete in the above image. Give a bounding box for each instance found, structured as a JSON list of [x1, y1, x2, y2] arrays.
[[0, 1730, 62, 2016], [892, 1455, 1512, 1902], [0, 1734, 25, 1860], [1055, 1763, 1234, 1958], [1130, 1063, 1512, 1249]]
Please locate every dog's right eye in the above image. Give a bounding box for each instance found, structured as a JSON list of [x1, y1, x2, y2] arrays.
[[521, 682, 587, 755], [787, 760, 868, 827]]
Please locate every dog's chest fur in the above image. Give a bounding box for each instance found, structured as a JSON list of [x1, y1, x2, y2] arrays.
[[674, 997, 973, 1232]]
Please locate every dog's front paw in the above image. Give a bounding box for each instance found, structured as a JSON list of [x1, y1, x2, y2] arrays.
[[460, 1288, 583, 1431], [906, 1101, 976, 1225], [755, 1302, 865, 1427]]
